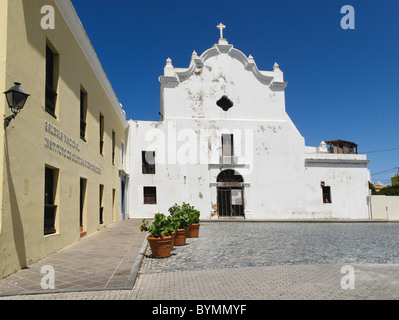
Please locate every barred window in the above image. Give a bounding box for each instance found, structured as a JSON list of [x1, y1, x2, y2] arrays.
[[144, 187, 156, 204]]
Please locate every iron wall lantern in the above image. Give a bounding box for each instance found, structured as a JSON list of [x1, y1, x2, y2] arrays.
[[4, 82, 30, 128]]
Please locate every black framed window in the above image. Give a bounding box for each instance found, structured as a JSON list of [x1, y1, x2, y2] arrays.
[[112, 130, 115, 165], [222, 134, 234, 156], [322, 186, 332, 203], [44, 166, 58, 235], [112, 188, 116, 222], [45, 44, 58, 117], [80, 178, 87, 234], [99, 114, 104, 155], [144, 187, 156, 204], [142, 151, 155, 174], [80, 88, 87, 141], [99, 184, 104, 224]]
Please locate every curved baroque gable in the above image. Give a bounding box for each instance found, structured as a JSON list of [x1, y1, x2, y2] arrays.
[[160, 41, 287, 89]]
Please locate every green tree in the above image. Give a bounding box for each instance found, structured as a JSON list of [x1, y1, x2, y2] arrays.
[[377, 185, 399, 196], [369, 181, 377, 195]]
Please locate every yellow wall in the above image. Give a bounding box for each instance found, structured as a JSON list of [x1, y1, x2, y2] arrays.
[[0, 0, 8, 246], [0, 0, 128, 278]]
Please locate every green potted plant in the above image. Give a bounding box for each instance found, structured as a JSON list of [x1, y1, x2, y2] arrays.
[[140, 213, 174, 258], [168, 203, 190, 246], [185, 203, 200, 238], [166, 214, 179, 248]]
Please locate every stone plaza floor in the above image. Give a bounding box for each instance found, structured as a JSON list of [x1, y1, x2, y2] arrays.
[[140, 221, 399, 273], [1, 220, 399, 300]]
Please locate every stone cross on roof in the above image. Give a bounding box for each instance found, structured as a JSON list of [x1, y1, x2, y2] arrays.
[[217, 23, 226, 39]]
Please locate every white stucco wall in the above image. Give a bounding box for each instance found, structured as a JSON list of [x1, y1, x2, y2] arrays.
[[127, 39, 371, 220], [161, 47, 288, 122], [303, 160, 371, 219], [371, 196, 399, 220], [128, 117, 306, 219]]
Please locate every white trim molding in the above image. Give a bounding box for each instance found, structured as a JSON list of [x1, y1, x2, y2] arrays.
[[54, 0, 129, 129]]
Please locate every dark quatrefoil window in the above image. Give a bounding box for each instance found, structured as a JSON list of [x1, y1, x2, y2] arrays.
[[217, 96, 234, 111]]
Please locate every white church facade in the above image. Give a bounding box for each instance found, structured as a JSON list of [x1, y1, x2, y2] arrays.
[[127, 26, 371, 220], [0, 2, 375, 279]]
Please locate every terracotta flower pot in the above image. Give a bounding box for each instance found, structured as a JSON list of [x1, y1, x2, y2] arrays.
[[171, 231, 176, 248], [147, 235, 173, 258], [187, 223, 200, 238], [174, 229, 186, 246]]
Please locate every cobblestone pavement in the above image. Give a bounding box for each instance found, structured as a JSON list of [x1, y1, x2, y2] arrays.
[[2, 221, 399, 300], [140, 221, 399, 273]]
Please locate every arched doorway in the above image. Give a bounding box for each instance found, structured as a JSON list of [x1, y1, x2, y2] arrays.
[[217, 170, 244, 217]]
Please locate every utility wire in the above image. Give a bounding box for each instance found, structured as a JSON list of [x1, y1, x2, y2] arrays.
[[370, 167, 399, 176], [363, 147, 399, 154]]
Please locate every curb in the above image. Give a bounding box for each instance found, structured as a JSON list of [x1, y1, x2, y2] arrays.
[[125, 237, 148, 289]]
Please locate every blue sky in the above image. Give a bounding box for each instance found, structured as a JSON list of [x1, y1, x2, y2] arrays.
[[71, 0, 399, 184]]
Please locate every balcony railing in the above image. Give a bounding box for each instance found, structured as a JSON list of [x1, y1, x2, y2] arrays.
[[221, 155, 239, 165], [142, 165, 156, 174], [144, 195, 156, 204]]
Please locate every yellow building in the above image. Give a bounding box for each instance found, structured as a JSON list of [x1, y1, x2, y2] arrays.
[[0, 0, 129, 279], [392, 175, 398, 186]]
